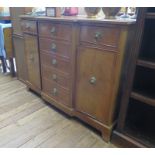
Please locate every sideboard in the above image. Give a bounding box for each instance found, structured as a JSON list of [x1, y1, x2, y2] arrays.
[[20, 15, 136, 142]]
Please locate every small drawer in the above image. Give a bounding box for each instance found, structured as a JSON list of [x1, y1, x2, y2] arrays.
[[41, 64, 70, 90], [38, 22, 72, 41], [42, 78, 71, 107], [21, 20, 37, 34], [39, 38, 71, 59], [80, 25, 120, 48], [40, 52, 70, 74]]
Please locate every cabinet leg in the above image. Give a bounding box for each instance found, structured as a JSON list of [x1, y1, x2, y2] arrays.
[[101, 128, 112, 143]]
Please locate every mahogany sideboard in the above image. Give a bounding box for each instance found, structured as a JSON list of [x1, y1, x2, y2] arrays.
[[20, 15, 136, 142]]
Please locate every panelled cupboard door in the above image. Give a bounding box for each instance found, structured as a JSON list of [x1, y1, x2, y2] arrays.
[[24, 34, 41, 90], [75, 47, 117, 125], [13, 36, 27, 82]]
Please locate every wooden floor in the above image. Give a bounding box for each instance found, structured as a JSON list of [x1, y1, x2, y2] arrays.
[[0, 73, 116, 148]]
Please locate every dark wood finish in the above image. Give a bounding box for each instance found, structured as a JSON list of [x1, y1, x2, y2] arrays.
[[113, 8, 155, 148], [112, 131, 147, 148], [24, 34, 41, 92], [146, 13, 155, 19], [116, 8, 147, 132], [137, 59, 155, 69], [131, 91, 155, 107]]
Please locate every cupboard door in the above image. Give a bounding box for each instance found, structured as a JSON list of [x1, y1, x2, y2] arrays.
[[13, 35, 27, 82], [75, 47, 117, 124], [24, 34, 41, 89]]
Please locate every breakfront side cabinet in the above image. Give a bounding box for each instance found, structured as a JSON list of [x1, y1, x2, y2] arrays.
[[20, 15, 135, 142]]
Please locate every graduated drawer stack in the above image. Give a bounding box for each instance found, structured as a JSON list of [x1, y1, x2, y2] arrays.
[[38, 21, 73, 108]]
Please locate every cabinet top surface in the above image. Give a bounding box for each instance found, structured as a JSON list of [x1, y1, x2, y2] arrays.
[[20, 15, 136, 25]]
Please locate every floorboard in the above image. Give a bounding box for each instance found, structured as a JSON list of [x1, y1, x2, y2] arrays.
[[0, 73, 116, 148]]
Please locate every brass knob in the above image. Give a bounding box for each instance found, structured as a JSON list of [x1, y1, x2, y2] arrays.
[[51, 43, 56, 51], [52, 74, 57, 81], [94, 32, 102, 41], [52, 59, 57, 66], [89, 76, 96, 85], [52, 88, 58, 96], [51, 27, 56, 34]]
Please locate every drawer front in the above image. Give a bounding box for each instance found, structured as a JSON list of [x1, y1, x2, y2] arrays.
[[41, 64, 70, 90], [39, 38, 71, 59], [38, 22, 72, 41], [80, 25, 120, 48], [40, 52, 70, 74], [42, 78, 71, 107], [21, 20, 37, 34]]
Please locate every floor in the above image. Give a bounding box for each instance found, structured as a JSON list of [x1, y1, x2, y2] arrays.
[[0, 73, 116, 148]]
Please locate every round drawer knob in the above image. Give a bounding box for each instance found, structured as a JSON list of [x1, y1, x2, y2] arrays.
[[51, 27, 56, 34], [51, 43, 56, 51], [52, 88, 58, 96], [52, 59, 57, 66], [94, 32, 102, 41], [52, 74, 57, 81], [89, 76, 96, 85]]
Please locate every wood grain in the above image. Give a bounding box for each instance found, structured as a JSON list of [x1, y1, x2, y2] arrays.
[[0, 74, 116, 148]]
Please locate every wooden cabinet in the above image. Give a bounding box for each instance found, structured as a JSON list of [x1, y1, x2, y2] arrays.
[[20, 15, 135, 142], [24, 34, 41, 92]]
